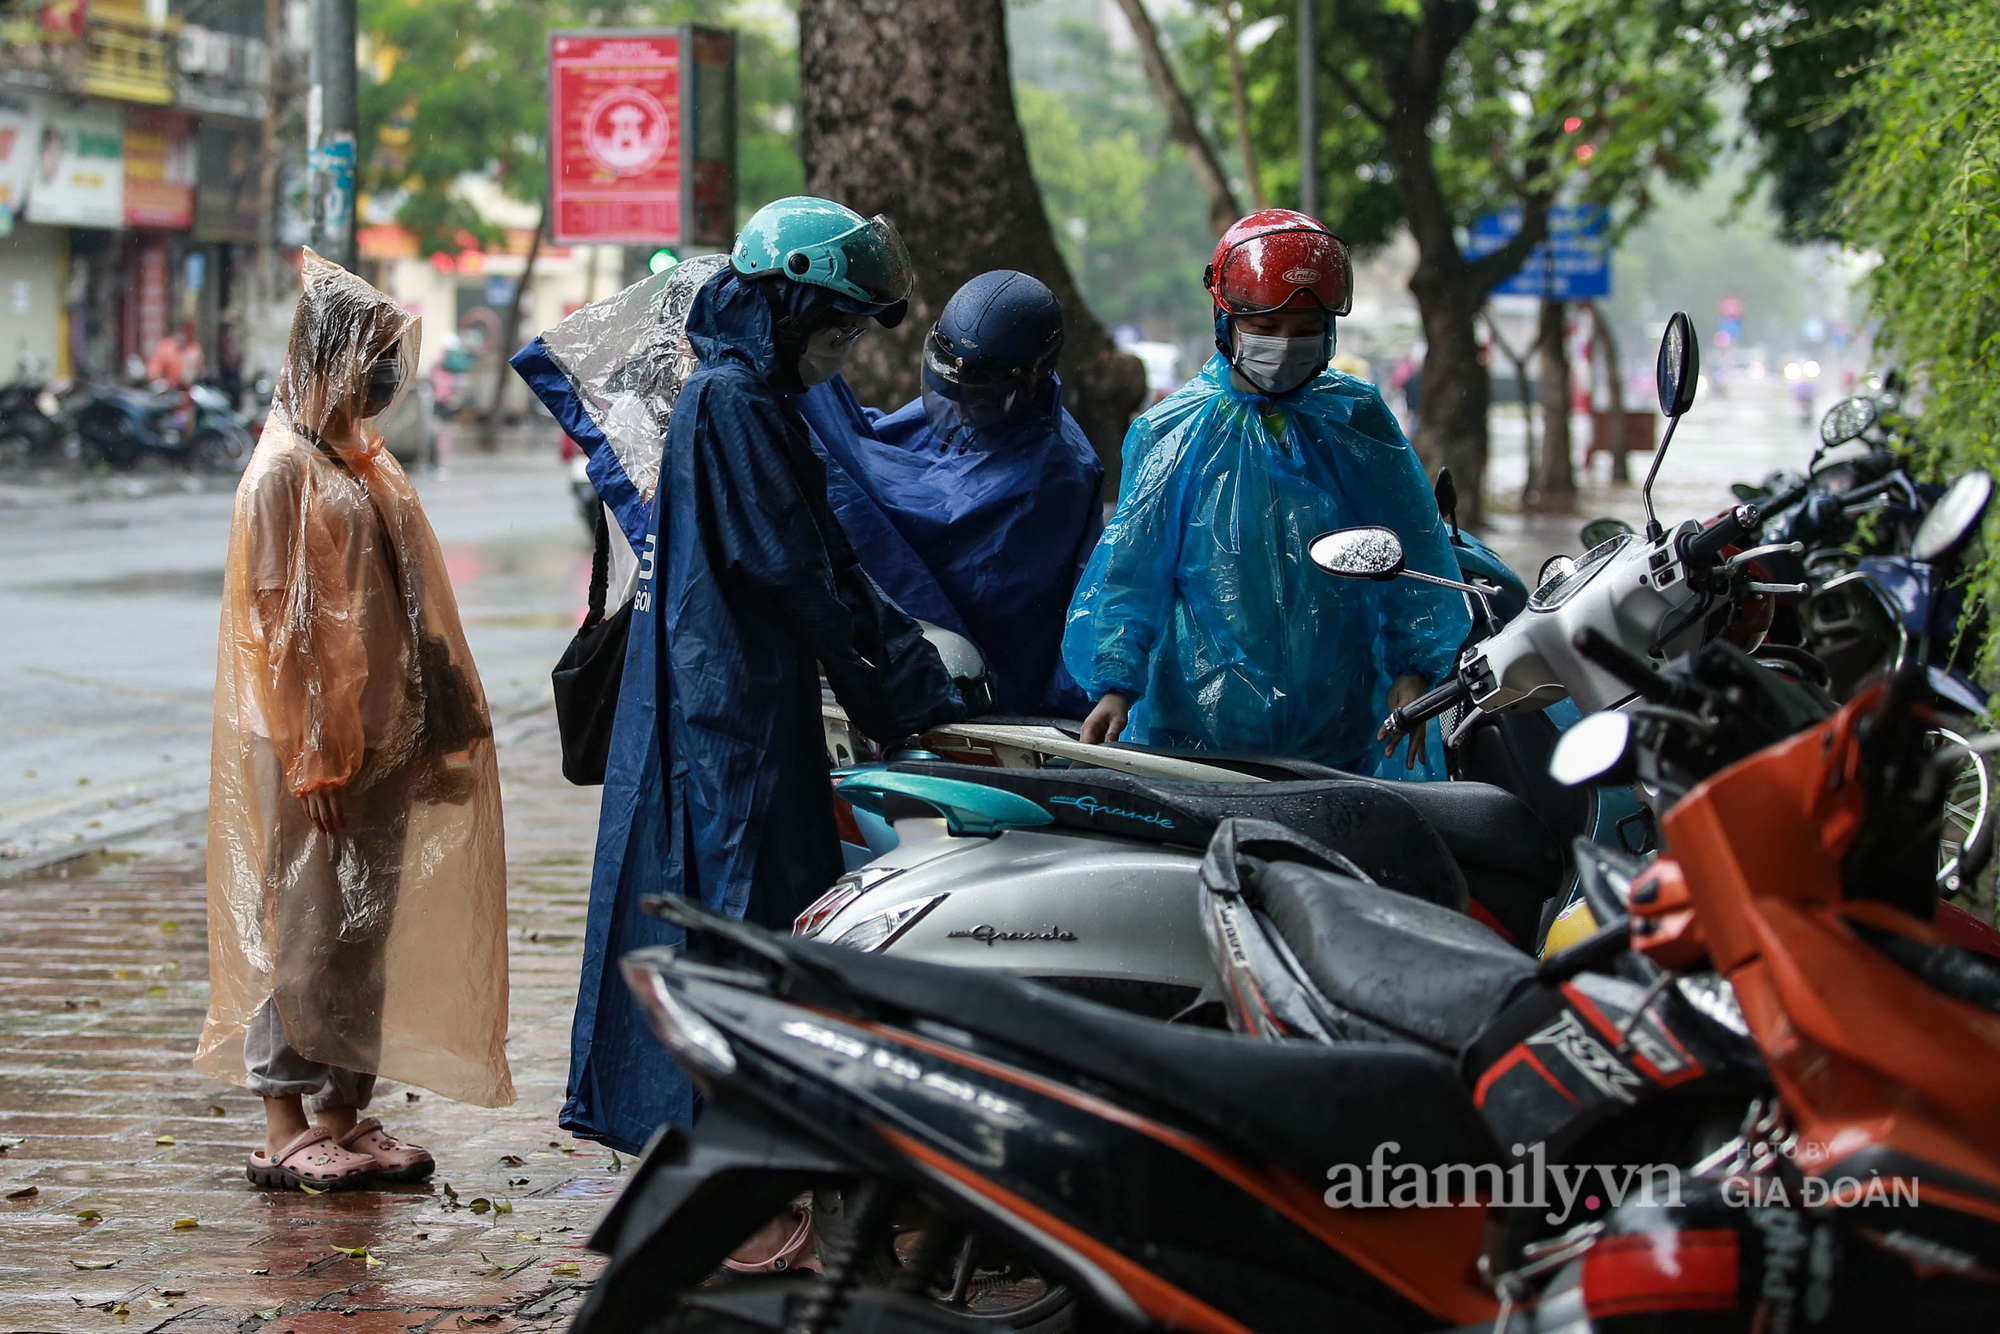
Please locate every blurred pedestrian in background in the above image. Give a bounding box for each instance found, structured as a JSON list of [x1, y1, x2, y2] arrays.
[[197, 251, 513, 1191], [146, 322, 204, 390]]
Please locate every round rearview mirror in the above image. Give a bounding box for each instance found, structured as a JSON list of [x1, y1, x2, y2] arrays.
[[1549, 710, 1636, 788], [1656, 311, 1700, 418], [1819, 396, 1878, 449], [1309, 526, 1407, 580], [1578, 517, 1636, 549], [1911, 470, 1995, 567]]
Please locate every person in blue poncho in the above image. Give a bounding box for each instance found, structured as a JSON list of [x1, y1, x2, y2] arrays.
[[548, 197, 966, 1152], [1065, 208, 1470, 777], [797, 271, 1105, 716]]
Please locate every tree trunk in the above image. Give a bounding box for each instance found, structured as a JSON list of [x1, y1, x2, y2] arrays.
[[479, 198, 546, 451], [1109, 0, 1241, 235], [798, 0, 1148, 484], [1526, 297, 1576, 512], [1590, 301, 1628, 483], [1410, 291, 1491, 524], [1223, 3, 1264, 209]]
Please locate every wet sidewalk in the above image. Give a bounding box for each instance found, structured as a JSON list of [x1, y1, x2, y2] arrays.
[[0, 711, 620, 1333]]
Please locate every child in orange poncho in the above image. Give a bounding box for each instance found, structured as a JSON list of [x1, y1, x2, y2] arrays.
[[197, 252, 513, 1190]]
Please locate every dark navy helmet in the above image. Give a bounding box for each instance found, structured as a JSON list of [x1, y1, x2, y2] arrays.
[[922, 271, 1064, 433]]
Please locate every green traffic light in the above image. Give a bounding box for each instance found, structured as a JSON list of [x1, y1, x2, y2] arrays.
[[648, 248, 679, 274]]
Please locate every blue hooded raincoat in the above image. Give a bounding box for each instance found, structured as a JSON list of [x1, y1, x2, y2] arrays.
[[552, 270, 964, 1152], [797, 376, 1104, 716], [1063, 354, 1469, 775]]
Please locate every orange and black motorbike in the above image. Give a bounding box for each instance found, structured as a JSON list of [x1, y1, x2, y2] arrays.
[[1201, 469, 2000, 1329]]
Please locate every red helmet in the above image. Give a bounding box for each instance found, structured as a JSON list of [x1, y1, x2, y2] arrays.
[[1204, 209, 1353, 317]]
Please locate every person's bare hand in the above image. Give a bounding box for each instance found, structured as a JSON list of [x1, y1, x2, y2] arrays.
[[1079, 692, 1131, 745], [301, 786, 346, 836], [1379, 674, 1430, 772]]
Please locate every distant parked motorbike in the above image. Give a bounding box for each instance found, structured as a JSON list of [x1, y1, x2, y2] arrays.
[[0, 376, 74, 466], [74, 380, 250, 472]]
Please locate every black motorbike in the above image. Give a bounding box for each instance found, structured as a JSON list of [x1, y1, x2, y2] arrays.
[[0, 377, 74, 466], [73, 380, 250, 472]]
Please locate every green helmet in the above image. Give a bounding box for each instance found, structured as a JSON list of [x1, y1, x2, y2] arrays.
[[732, 196, 916, 319]]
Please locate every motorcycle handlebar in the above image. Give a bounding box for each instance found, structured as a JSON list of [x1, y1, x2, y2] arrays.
[[1681, 502, 1758, 571], [1387, 675, 1472, 736], [1572, 627, 1678, 704]]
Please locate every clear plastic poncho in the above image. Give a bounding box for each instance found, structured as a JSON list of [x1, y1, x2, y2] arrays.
[[1063, 353, 1470, 774], [513, 253, 731, 556], [196, 251, 514, 1108]]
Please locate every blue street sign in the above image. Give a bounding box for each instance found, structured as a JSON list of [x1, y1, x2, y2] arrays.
[[1466, 204, 1611, 301]]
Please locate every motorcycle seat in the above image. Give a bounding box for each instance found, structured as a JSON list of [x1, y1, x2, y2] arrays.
[[890, 760, 1470, 911], [1090, 740, 1563, 881], [1249, 858, 1539, 1055], [790, 932, 1504, 1180]]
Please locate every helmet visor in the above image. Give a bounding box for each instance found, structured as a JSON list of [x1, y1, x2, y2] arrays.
[[837, 215, 917, 306], [1212, 228, 1353, 317]]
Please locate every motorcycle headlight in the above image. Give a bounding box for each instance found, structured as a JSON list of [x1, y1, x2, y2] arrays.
[[35, 390, 59, 417], [621, 954, 736, 1078], [831, 895, 946, 953]]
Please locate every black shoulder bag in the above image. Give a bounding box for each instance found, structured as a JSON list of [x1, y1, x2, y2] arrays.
[[552, 503, 633, 785]]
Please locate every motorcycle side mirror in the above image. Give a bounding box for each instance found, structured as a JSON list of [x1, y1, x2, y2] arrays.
[[1641, 311, 1700, 542], [1549, 710, 1637, 788], [1309, 526, 1407, 581], [1910, 470, 1994, 569], [1578, 517, 1635, 549], [1730, 483, 1761, 503], [1434, 467, 1459, 538], [1819, 396, 1878, 449]]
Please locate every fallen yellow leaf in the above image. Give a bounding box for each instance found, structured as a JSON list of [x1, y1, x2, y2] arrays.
[[551, 1260, 582, 1277], [154, 1135, 176, 1146], [171, 1217, 198, 1230]]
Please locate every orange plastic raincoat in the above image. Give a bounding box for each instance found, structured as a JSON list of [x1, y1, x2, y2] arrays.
[[196, 252, 513, 1107]]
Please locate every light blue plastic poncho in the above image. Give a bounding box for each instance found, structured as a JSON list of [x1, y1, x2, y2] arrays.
[[1063, 353, 1469, 775]]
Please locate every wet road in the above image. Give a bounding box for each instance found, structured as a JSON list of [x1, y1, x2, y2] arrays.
[[0, 456, 593, 872], [1480, 373, 1830, 578]]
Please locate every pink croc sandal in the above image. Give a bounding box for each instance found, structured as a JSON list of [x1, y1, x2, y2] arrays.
[[338, 1117, 434, 1182], [248, 1126, 379, 1191]]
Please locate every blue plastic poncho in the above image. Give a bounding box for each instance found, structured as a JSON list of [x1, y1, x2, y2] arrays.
[[1063, 353, 1469, 775], [797, 376, 1104, 716], [517, 269, 965, 1152]]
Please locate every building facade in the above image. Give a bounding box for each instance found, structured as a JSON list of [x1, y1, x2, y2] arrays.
[[0, 0, 275, 387]]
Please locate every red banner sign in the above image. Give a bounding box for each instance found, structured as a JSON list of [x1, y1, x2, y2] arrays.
[[123, 108, 195, 230], [549, 32, 681, 245]]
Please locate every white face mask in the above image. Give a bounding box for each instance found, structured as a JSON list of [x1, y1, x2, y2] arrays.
[[1232, 328, 1327, 395], [798, 323, 862, 388]]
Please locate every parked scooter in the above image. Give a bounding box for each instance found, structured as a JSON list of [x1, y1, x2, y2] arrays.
[[0, 372, 74, 466], [570, 472, 2000, 1334], [73, 379, 250, 471], [798, 316, 1788, 1004]]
